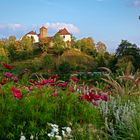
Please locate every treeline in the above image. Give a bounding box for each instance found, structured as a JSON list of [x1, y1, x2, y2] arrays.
[[0, 34, 140, 73]]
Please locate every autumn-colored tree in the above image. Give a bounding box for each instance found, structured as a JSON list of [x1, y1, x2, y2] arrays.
[[96, 41, 106, 54], [74, 37, 96, 57], [20, 36, 33, 52], [39, 38, 50, 52], [0, 40, 7, 57]]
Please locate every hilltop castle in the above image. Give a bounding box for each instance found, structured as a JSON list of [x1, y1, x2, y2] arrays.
[[23, 26, 71, 43]]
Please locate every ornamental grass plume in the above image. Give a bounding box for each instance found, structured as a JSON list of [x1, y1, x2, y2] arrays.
[[102, 70, 140, 95]]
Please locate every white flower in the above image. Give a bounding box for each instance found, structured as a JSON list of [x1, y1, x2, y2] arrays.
[[66, 127, 72, 135], [20, 135, 26, 140], [62, 130, 67, 137], [52, 124, 58, 128], [55, 135, 62, 140], [30, 135, 34, 140], [52, 127, 59, 133], [48, 132, 54, 137]]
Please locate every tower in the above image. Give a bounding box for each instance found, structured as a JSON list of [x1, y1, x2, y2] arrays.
[[40, 26, 47, 39]]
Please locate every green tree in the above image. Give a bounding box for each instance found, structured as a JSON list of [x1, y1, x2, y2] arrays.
[[39, 38, 49, 52], [115, 40, 132, 57], [51, 33, 65, 55], [74, 37, 96, 57], [115, 40, 140, 71]]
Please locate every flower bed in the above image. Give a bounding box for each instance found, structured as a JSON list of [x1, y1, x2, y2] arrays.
[[0, 63, 140, 140]]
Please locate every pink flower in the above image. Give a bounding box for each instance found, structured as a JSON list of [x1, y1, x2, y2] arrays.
[[12, 86, 23, 100], [12, 76, 19, 82], [2, 63, 13, 69], [92, 101, 99, 106], [101, 94, 109, 102], [4, 72, 13, 78]]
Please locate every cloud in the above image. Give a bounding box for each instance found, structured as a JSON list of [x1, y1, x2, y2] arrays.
[[0, 22, 79, 38], [0, 24, 25, 31], [0, 23, 28, 38], [44, 22, 80, 34]]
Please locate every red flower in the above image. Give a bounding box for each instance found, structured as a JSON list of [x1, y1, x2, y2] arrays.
[[39, 79, 49, 85], [58, 82, 68, 87], [80, 94, 92, 102], [71, 76, 80, 83], [38, 79, 55, 86], [12, 87, 23, 100], [2, 63, 13, 70], [88, 92, 101, 101], [0, 78, 7, 85], [50, 75, 60, 79]]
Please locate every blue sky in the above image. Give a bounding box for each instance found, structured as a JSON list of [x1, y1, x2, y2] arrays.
[[0, 0, 140, 52]]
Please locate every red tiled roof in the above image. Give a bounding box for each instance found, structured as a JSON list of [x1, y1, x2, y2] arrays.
[[57, 28, 71, 35], [26, 31, 37, 35]]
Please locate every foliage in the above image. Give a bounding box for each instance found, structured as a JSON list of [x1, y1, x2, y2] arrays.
[[115, 40, 140, 71], [60, 49, 95, 71], [1, 63, 140, 139], [96, 41, 106, 55], [100, 96, 140, 139], [0, 64, 103, 139], [74, 37, 97, 56], [55, 61, 71, 81], [51, 34, 65, 55]]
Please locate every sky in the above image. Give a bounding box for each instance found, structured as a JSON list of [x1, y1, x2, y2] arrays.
[[0, 0, 140, 52]]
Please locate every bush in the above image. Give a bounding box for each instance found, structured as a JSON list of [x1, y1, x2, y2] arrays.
[[55, 61, 71, 81]]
